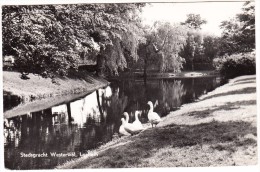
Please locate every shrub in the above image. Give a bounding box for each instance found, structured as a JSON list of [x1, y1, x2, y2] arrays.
[[213, 51, 255, 79]]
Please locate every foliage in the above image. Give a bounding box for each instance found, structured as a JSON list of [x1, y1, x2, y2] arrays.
[[179, 14, 213, 71], [155, 22, 187, 72], [90, 4, 146, 75], [137, 22, 188, 74], [187, 33, 220, 70], [179, 30, 205, 70], [3, 5, 88, 77], [2, 4, 146, 77], [213, 51, 255, 79], [181, 14, 207, 30], [203, 35, 220, 62], [219, 1, 255, 55], [214, 1, 255, 79]]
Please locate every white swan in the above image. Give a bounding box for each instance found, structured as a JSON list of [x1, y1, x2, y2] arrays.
[[122, 112, 144, 135], [147, 101, 162, 127], [133, 111, 144, 129], [119, 118, 131, 136]]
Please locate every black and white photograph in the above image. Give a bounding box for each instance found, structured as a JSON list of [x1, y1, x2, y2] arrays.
[[1, 0, 258, 171]]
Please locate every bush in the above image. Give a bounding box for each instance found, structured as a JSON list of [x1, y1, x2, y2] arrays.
[[213, 51, 255, 79]]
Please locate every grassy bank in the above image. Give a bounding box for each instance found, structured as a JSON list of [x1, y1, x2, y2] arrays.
[[3, 71, 109, 101], [3, 71, 109, 118], [57, 75, 257, 168]]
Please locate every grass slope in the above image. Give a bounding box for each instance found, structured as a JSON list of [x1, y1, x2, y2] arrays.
[[3, 71, 109, 118], [57, 75, 257, 168], [3, 71, 108, 101]]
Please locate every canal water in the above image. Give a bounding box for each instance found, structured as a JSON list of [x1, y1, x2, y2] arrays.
[[4, 77, 223, 169]]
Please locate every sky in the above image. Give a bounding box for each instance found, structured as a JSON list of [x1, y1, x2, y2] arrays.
[[141, 1, 246, 36]]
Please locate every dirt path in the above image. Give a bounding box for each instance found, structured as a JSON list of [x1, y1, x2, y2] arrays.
[[57, 75, 257, 168]]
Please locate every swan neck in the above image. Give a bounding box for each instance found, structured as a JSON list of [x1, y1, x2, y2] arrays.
[[135, 113, 139, 120], [125, 114, 129, 123], [149, 104, 154, 112]]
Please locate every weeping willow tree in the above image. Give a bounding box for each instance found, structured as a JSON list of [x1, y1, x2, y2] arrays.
[[138, 22, 188, 77], [91, 4, 146, 76], [155, 22, 188, 72]]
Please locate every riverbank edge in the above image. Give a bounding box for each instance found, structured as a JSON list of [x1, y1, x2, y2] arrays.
[[57, 74, 257, 169], [3, 71, 109, 102], [108, 70, 219, 80], [3, 71, 109, 118]]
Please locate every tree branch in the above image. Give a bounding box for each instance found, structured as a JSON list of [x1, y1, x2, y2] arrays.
[[153, 30, 170, 53]]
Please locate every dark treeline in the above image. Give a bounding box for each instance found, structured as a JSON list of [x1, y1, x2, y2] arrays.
[[2, 2, 255, 79]]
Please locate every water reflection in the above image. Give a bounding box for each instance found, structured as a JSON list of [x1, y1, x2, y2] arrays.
[[4, 77, 221, 169]]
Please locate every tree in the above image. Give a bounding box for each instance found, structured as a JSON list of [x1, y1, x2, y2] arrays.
[[236, 1, 255, 50], [2, 5, 98, 77], [203, 35, 220, 63], [85, 4, 146, 76], [155, 22, 187, 72], [2, 4, 146, 78], [179, 30, 204, 71], [179, 14, 207, 71], [219, 1, 255, 55], [181, 14, 207, 30], [137, 22, 188, 77]]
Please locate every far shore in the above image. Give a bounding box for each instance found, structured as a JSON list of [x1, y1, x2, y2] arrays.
[[108, 70, 219, 80]]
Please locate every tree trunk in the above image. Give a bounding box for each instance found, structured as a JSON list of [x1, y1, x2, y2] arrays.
[[144, 59, 147, 78], [96, 54, 105, 77], [143, 52, 148, 79], [191, 58, 194, 71], [96, 55, 101, 76]]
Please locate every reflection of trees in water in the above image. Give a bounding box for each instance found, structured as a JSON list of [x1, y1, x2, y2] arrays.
[[96, 90, 104, 122], [111, 80, 148, 122], [181, 77, 216, 103], [110, 79, 186, 119], [4, 104, 117, 169], [4, 109, 61, 169], [4, 86, 125, 169], [157, 80, 186, 116], [109, 78, 217, 120], [4, 77, 220, 169], [4, 118, 21, 148], [53, 112, 68, 124], [100, 86, 128, 131]]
